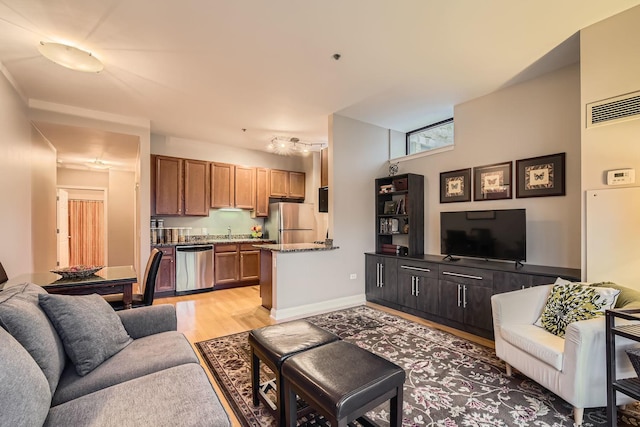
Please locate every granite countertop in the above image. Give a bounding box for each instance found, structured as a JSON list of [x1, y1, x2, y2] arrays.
[[253, 243, 339, 252], [152, 237, 275, 247]]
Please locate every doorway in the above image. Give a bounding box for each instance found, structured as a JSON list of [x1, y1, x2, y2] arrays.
[[57, 187, 107, 267]]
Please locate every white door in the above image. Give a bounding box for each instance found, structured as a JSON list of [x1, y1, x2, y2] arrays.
[[57, 189, 70, 268]]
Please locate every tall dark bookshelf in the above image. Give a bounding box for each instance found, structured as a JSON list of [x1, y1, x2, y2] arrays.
[[375, 173, 424, 257]]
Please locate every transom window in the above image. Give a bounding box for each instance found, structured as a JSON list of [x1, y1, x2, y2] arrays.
[[406, 118, 454, 156]]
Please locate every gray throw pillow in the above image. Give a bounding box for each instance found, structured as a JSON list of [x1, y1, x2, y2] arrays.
[[0, 283, 66, 393], [39, 293, 133, 376]]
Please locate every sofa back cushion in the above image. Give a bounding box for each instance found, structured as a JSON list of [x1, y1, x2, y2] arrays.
[[0, 326, 52, 426], [39, 293, 133, 376], [0, 283, 66, 393]]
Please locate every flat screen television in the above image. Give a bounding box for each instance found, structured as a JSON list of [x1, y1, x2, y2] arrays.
[[440, 209, 526, 263]]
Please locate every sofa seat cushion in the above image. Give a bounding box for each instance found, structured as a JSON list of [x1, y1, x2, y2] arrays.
[[52, 330, 199, 406], [45, 363, 231, 427], [0, 283, 66, 393], [501, 323, 565, 370], [0, 327, 52, 427]]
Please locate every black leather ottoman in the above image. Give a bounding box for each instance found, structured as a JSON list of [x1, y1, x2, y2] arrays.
[[282, 340, 405, 427], [248, 320, 340, 426]]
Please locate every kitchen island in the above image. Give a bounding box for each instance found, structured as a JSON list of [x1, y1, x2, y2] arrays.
[[254, 243, 340, 313]]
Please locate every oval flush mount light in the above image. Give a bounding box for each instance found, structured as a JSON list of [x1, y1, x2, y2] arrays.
[[38, 42, 103, 73]]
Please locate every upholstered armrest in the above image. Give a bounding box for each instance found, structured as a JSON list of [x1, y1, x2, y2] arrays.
[[491, 284, 552, 330], [117, 305, 177, 339]]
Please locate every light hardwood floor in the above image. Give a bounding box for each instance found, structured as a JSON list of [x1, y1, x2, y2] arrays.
[[156, 285, 494, 426]]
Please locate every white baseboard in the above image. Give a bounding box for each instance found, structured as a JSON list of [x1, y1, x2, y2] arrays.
[[270, 293, 366, 322]]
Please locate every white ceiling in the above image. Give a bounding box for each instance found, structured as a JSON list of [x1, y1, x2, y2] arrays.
[[1, 0, 639, 168]]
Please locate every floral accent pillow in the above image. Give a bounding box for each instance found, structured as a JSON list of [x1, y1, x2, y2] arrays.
[[534, 283, 620, 337]]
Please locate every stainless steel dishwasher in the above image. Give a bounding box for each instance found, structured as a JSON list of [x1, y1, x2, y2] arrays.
[[175, 245, 214, 294]]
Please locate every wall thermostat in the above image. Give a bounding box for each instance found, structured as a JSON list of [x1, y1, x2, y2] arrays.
[[607, 168, 635, 185]]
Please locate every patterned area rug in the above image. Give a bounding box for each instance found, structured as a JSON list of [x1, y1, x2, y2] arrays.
[[196, 305, 637, 426]]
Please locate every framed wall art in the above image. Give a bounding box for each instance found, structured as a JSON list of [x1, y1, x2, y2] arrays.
[[440, 168, 471, 203], [516, 152, 566, 198], [473, 161, 512, 201]]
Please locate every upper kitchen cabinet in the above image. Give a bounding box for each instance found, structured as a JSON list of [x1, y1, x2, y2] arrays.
[[254, 168, 269, 217], [211, 163, 235, 208], [184, 159, 209, 215], [320, 147, 328, 188], [270, 169, 305, 199], [235, 166, 256, 210], [152, 155, 210, 216], [152, 155, 183, 215]]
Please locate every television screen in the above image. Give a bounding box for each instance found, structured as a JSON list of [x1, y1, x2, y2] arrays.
[[440, 209, 526, 262]]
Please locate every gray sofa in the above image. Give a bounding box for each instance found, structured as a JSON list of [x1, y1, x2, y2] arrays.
[[0, 283, 231, 427]]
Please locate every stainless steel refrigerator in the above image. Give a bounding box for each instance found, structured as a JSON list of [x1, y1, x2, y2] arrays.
[[265, 202, 316, 244]]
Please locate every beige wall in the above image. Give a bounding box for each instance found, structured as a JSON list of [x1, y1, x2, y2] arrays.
[[0, 72, 58, 277], [580, 5, 640, 275], [57, 168, 136, 267]]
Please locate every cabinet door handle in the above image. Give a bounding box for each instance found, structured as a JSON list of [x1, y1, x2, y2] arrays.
[[380, 264, 384, 287], [401, 265, 431, 273], [411, 276, 415, 295], [376, 263, 380, 287], [463, 285, 467, 308], [442, 271, 483, 280], [415, 277, 420, 296], [457, 284, 461, 307]]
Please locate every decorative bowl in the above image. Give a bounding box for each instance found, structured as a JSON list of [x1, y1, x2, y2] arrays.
[[50, 265, 104, 279]]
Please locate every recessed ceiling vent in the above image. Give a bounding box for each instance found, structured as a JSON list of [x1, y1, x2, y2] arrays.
[[587, 91, 640, 128]]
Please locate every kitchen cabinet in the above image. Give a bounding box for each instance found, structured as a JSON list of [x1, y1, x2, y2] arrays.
[[365, 253, 580, 339], [269, 169, 305, 199], [214, 243, 260, 287], [154, 246, 176, 295], [254, 168, 269, 217], [153, 156, 183, 215], [184, 159, 209, 215], [211, 163, 235, 208], [151, 155, 209, 217], [365, 255, 397, 303], [234, 166, 255, 209], [397, 260, 439, 316]]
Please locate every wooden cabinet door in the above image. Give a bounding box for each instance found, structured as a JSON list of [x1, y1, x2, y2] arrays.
[[214, 245, 239, 284], [463, 285, 494, 331], [154, 156, 183, 215], [288, 171, 305, 199], [240, 249, 260, 281], [235, 166, 256, 209], [254, 168, 269, 217], [396, 269, 417, 309], [211, 163, 235, 208], [381, 257, 398, 302], [155, 247, 175, 294], [439, 279, 464, 324], [415, 277, 439, 316], [269, 169, 288, 197], [184, 159, 209, 216]]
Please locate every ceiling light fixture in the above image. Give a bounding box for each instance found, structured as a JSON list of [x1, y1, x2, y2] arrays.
[[268, 136, 327, 156], [85, 159, 111, 170], [38, 42, 104, 73]]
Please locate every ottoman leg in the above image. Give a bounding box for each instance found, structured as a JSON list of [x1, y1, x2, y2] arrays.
[[390, 385, 403, 427], [251, 348, 260, 406], [283, 380, 297, 427]]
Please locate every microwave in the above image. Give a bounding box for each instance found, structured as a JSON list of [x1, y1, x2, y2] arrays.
[[318, 187, 328, 212]]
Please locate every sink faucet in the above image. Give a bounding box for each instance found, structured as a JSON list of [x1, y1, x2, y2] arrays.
[[227, 226, 231, 239]]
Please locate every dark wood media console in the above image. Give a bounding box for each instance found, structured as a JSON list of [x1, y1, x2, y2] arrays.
[[365, 253, 581, 339]]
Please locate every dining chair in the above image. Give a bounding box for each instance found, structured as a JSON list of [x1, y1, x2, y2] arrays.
[[0, 262, 8, 284], [106, 249, 163, 310]]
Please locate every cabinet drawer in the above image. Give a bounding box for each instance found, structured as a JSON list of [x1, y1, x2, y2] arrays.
[[215, 244, 238, 253], [154, 246, 175, 258], [240, 243, 258, 251], [397, 260, 438, 278], [439, 265, 493, 287]]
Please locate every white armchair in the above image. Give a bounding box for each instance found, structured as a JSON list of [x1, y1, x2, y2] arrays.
[[491, 284, 638, 426]]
